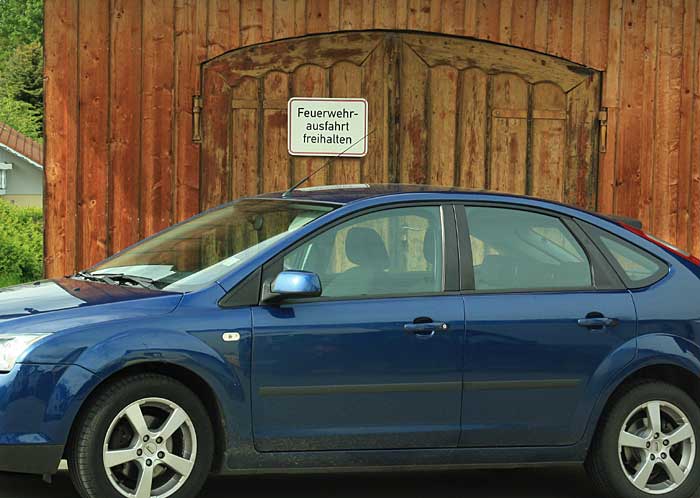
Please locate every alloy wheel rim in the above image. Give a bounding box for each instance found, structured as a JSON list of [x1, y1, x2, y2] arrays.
[[102, 397, 197, 498], [618, 400, 695, 494]]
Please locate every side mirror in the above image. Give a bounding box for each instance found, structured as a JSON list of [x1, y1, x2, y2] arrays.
[[263, 271, 322, 303]]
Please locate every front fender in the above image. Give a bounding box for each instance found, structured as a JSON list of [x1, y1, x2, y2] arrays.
[[578, 334, 700, 457], [69, 326, 248, 451]]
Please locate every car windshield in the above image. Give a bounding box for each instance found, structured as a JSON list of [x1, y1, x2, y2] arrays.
[[88, 199, 336, 292]]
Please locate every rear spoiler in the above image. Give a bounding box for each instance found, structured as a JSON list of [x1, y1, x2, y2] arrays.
[[602, 214, 643, 230]]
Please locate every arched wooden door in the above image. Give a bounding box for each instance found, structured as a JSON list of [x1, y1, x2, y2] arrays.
[[200, 31, 601, 210]]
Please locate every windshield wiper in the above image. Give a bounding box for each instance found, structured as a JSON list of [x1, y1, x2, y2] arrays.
[[74, 271, 156, 290]]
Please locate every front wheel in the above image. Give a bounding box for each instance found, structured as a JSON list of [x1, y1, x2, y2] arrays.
[[587, 381, 700, 498], [68, 373, 214, 498]]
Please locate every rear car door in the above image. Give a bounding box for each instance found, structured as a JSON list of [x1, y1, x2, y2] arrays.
[[251, 204, 466, 451], [457, 204, 637, 447]]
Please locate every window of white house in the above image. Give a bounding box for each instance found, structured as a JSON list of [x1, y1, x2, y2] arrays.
[[0, 163, 12, 194]]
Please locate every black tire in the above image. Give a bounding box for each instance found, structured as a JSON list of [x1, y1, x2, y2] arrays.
[[68, 373, 214, 498], [586, 380, 700, 498]]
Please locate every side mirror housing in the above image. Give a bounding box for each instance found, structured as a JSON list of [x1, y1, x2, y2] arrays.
[[263, 271, 322, 303]]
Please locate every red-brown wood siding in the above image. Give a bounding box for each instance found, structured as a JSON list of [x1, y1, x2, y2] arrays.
[[44, 0, 700, 276]]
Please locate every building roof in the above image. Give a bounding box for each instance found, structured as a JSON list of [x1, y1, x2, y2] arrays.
[[0, 122, 43, 168]]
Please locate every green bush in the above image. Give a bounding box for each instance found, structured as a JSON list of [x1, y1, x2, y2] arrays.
[[0, 199, 43, 287]]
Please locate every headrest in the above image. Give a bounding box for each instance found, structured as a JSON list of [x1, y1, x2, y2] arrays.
[[345, 227, 389, 269], [423, 228, 436, 265]]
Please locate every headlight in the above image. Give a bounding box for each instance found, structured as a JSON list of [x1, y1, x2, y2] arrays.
[[0, 334, 52, 372]]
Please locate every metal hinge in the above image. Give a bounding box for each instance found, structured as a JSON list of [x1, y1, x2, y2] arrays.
[[598, 108, 608, 153], [192, 95, 203, 143]]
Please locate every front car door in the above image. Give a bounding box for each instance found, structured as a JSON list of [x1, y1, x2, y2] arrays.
[[457, 203, 638, 447], [251, 204, 465, 451]]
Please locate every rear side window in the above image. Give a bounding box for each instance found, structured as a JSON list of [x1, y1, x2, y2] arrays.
[[580, 222, 668, 288], [464, 206, 593, 292]]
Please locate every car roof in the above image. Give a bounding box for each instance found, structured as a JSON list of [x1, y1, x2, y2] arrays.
[[258, 183, 517, 204]]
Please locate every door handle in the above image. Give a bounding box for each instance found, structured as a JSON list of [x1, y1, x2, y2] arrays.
[[577, 316, 619, 330], [404, 321, 449, 335]]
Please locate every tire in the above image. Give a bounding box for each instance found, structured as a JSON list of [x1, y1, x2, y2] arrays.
[[68, 373, 214, 498], [586, 380, 700, 498]]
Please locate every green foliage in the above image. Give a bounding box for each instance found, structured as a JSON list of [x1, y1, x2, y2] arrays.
[[0, 0, 44, 141], [0, 199, 43, 288]]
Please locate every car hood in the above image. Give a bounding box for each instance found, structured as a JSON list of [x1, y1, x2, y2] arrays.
[[0, 279, 182, 333]]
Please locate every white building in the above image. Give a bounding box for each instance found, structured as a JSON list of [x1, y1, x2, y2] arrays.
[[0, 122, 43, 208]]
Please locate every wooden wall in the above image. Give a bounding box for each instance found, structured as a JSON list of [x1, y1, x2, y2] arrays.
[[44, 0, 700, 276]]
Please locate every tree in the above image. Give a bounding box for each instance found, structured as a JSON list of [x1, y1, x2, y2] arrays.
[[0, 41, 43, 140], [0, 0, 43, 59]]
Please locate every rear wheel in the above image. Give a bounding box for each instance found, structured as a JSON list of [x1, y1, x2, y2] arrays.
[[68, 374, 214, 498], [587, 381, 700, 498]]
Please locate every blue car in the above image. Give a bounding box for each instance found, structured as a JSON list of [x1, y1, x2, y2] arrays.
[[2, 184, 700, 498]]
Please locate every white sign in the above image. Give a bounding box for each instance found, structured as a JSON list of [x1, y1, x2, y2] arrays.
[[288, 98, 368, 157]]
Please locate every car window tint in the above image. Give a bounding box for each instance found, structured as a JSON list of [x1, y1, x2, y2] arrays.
[[465, 206, 592, 291], [283, 206, 443, 298], [582, 223, 668, 287]]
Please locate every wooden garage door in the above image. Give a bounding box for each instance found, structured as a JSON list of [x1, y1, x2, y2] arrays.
[[200, 31, 601, 211]]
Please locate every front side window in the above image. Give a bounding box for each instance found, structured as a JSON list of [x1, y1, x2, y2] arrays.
[[465, 206, 592, 292], [283, 206, 444, 298], [90, 199, 335, 291]]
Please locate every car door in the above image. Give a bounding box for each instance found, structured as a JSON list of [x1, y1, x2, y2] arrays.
[[457, 204, 637, 447], [251, 204, 465, 451]]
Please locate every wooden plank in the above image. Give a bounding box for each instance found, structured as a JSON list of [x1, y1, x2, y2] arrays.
[[614, 0, 646, 219], [511, 0, 537, 49], [677, 0, 697, 250], [273, 0, 295, 38], [306, 0, 330, 33], [571, 0, 586, 63], [652, 0, 683, 243], [547, 0, 573, 60], [231, 77, 260, 198], [429, 0, 441, 31], [402, 33, 590, 92], [477, 0, 501, 41], [110, 0, 143, 254], [584, 0, 609, 70], [362, 39, 389, 183], [141, 0, 176, 237], [427, 65, 459, 186], [361, 0, 374, 28], [329, 62, 364, 184], [442, 0, 465, 34], [262, 0, 274, 41], [399, 43, 429, 184], [207, 0, 240, 58], [639, 0, 659, 230], [689, 0, 700, 255], [407, 0, 432, 30], [241, 0, 264, 45], [534, 0, 549, 53], [531, 83, 567, 201], [200, 71, 231, 210], [44, 0, 79, 277], [375, 0, 397, 28], [174, 0, 207, 223], [457, 68, 488, 189], [294, 0, 307, 34], [396, 0, 408, 29], [291, 64, 328, 185], [564, 74, 600, 210], [499, 0, 514, 44], [340, 0, 363, 29], [597, 0, 623, 213], [463, 0, 479, 36], [489, 73, 528, 194], [263, 71, 292, 192], [78, 0, 110, 268]]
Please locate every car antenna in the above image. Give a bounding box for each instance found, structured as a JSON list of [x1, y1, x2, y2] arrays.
[[282, 129, 375, 198]]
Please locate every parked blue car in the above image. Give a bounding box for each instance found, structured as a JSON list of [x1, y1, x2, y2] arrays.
[[2, 184, 700, 498]]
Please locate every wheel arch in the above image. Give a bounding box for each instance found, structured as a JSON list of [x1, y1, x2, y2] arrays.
[[65, 361, 228, 473], [583, 335, 700, 458]]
